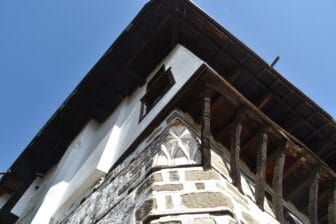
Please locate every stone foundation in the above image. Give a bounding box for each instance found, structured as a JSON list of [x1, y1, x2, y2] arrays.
[[55, 112, 295, 224]]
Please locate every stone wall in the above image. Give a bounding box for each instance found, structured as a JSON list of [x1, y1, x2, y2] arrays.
[[55, 112, 288, 224]]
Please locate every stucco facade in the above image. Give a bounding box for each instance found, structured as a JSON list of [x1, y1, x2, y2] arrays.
[[11, 45, 205, 224], [1, 1, 336, 224]]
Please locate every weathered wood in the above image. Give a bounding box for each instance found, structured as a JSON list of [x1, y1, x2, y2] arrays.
[[303, 181, 328, 213], [328, 181, 336, 224], [201, 83, 211, 170], [272, 140, 286, 224], [283, 156, 304, 180], [230, 111, 243, 192], [255, 128, 268, 210], [227, 67, 242, 83], [258, 93, 272, 110], [308, 167, 320, 224], [286, 174, 312, 201]]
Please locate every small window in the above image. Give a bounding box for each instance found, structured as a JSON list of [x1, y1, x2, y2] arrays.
[[139, 65, 175, 121]]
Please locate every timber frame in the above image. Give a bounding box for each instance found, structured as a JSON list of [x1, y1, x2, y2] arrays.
[[1, 0, 335, 223], [179, 65, 336, 223]]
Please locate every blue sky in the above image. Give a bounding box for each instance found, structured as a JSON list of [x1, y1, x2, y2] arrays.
[[0, 0, 335, 172]]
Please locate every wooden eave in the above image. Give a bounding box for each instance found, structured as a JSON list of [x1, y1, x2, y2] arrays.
[[1, 0, 335, 222], [174, 64, 335, 223]]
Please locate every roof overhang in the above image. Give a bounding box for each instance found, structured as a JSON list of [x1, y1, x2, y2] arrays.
[[1, 0, 335, 221]]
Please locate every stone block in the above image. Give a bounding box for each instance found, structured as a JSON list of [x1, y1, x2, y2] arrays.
[[185, 170, 219, 181], [169, 171, 180, 181], [153, 184, 183, 191], [165, 195, 173, 209], [153, 173, 164, 182], [135, 199, 157, 221], [242, 211, 259, 224], [181, 192, 233, 209], [151, 221, 182, 224], [195, 183, 205, 190], [118, 172, 141, 195], [136, 173, 163, 196], [193, 217, 216, 224]]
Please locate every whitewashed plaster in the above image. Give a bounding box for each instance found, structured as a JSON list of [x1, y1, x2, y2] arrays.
[[14, 44, 204, 224], [53, 44, 203, 221], [13, 120, 100, 223], [98, 44, 204, 174], [11, 177, 44, 217], [12, 166, 56, 222]]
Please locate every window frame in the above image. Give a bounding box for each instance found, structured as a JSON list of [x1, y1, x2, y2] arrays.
[[139, 65, 175, 122]]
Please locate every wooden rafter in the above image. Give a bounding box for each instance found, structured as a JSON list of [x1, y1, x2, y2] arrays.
[[257, 93, 273, 111], [283, 156, 305, 180], [286, 174, 312, 201]]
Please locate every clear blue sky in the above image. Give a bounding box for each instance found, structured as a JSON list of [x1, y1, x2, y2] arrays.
[[0, 0, 335, 172]]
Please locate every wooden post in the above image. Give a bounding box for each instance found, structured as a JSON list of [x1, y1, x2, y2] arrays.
[[255, 127, 268, 209], [272, 140, 286, 224], [230, 111, 243, 192], [328, 181, 336, 224], [201, 83, 211, 170], [309, 167, 320, 224]]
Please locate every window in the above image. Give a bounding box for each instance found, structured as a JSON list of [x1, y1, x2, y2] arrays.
[[139, 65, 175, 121]]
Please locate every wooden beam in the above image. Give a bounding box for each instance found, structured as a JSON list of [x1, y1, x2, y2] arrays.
[[230, 110, 243, 192], [329, 181, 336, 224], [195, 91, 221, 125], [318, 188, 329, 205], [283, 118, 306, 133], [303, 184, 329, 213], [283, 156, 305, 180], [121, 67, 146, 86], [322, 150, 336, 161], [258, 93, 273, 111], [319, 215, 328, 224], [309, 167, 320, 224], [125, 15, 171, 65], [272, 140, 287, 224], [255, 127, 268, 210], [182, 18, 336, 157], [286, 174, 312, 201], [316, 143, 331, 157], [201, 83, 211, 170], [205, 67, 336, 182], [227, 67, 242, 83]]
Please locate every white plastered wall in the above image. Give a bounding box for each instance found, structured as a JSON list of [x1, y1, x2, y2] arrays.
[[13, 44, 204, 224]]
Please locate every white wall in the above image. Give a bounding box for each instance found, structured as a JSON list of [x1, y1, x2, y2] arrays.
[[14, 44, 204, 224]]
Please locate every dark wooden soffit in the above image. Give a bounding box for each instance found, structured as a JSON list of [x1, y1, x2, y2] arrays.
[[173, 0, 336, 161], [1, 0, 335, 220], [176, 65, 335, 223]]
